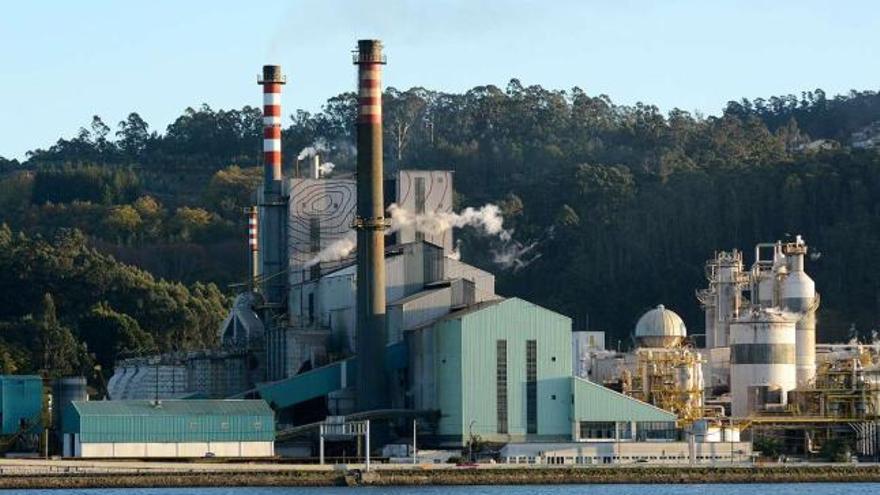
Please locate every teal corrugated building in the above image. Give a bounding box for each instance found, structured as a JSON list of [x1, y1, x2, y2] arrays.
[[61, 399, 275, 458], [0, 375, 43, 435], [407, 298, 676, 445]]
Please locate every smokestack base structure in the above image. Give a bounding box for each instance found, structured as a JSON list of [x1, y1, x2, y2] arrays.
[[354, 40, 389, 412]]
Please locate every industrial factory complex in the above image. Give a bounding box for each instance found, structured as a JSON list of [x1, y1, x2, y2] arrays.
[[2, 39, 879, 466]]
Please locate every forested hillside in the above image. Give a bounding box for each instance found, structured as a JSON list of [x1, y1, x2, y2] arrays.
[[0, 227, 226, 376], [2, 82, 880, 370]]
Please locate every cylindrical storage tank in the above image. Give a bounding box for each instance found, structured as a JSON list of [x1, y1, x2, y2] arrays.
[[729, 309, 796, 417], [52, 376, 87, 440], [781, 249, 817, 387]]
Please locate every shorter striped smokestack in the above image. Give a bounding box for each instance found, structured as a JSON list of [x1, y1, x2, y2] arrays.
[[258, 65, 286, 193], [247, 208, 259, 284]]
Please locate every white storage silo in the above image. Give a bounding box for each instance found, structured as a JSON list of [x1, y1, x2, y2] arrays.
[[781, 236, 818, 387], [729, 308, 797, 417]]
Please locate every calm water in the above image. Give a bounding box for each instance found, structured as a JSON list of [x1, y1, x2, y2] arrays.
[[3, 485, 879, 495]]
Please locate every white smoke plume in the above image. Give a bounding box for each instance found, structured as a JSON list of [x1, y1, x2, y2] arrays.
[[297, 139, 328, 161], [492, 240, 541, 272], [389, 203, 548, 271], [303, 232, 356, 268], [301, 203, 547, 272], [447, 239, 462, 261], [387, 203, 508, 239], [491, 225, 556, 272], [319, 161, 336, 176]]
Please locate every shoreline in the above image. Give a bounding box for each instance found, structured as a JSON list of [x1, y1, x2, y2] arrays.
[[2, 463, 880, 489]]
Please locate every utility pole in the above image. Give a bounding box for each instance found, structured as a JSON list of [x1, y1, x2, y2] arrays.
[[412, 419, 417, 465], [469, 420, 476, 462], [154, 359, 159, 404], [319, 423, 325, 465], [365, 420, 371, 471]]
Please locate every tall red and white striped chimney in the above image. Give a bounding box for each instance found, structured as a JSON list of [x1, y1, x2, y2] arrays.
[[258, 65, 285, 192], [353, 40, 388, 412], [256, 65, 288, 334]]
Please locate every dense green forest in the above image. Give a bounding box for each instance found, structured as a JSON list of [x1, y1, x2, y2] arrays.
[[0, 227, 226, 376], [2, 82, 880, 374]]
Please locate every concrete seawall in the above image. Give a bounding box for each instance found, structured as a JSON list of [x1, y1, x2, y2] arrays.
[[2, 461, 880, 489]]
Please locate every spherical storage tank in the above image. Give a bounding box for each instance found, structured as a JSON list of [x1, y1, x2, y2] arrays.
[[634, 305, 687, 348], [729, 309, 796, 417]]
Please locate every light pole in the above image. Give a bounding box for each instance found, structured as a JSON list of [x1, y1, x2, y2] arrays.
[[412, 419, 417, 465], [469, 420, 477, 462]]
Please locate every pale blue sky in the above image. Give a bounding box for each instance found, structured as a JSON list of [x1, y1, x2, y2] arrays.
[[2, 1, 878, 160]]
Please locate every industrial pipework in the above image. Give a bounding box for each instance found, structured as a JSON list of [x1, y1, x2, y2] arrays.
[[353, 40, 388, 411]]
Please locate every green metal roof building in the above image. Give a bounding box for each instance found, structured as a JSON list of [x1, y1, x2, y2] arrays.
[[407, 298, 675, 445], [0, 375, 43, 435], [61, 399, 275, 458]]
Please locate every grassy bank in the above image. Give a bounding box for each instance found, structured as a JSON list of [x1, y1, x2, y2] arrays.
[[2, 465, 880, 489]]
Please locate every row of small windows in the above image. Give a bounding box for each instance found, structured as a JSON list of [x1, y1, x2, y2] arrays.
[[507, 454, 733, 465], [578, 421, 677, 441]]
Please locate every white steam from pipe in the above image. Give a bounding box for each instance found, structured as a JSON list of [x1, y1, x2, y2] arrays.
[[318, 162, 336, 176], [386, 203, 508, 240], [297, 139, 328, 161], [301, 203, 547, 271], [303, 232, 356, 268], [389, 203, 544, 271]]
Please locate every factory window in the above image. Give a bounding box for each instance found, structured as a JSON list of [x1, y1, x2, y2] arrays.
[[579, 421, 615, 440], [526, 340, 537, 434], [636, 421, 678, 441], [496, 340, 508, 434], [617, 422, 633, 440], [308, 293, 315, 323]]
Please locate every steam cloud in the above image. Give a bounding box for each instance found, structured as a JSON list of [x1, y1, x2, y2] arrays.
[[389, 203, 545, 271], [301, 203, 547, 272], [319, 162, 336, 176], [303, 232, 356, 268], [297, 139, 328, 161], [387, 203, 508, 240]]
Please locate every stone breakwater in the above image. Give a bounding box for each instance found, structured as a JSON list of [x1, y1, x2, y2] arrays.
[[2, 463, 880, 489]]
